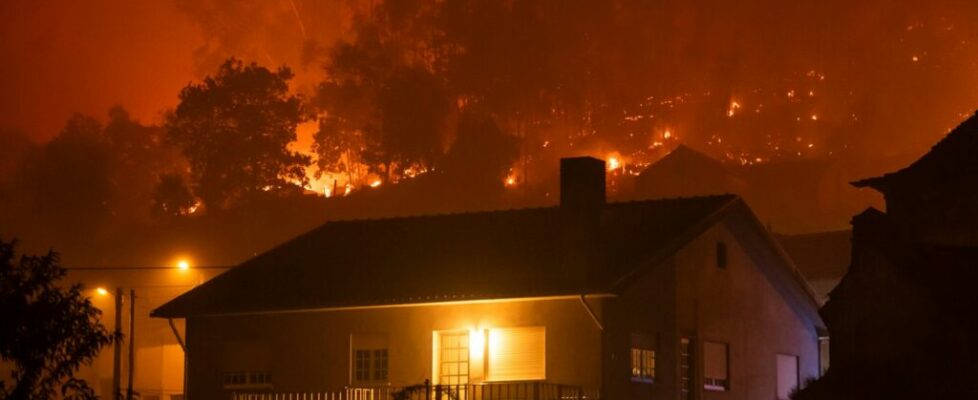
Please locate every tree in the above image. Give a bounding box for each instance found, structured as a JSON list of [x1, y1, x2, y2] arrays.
[[0, 238, 118, 400], [166, 58, 311, 210], [152, 173, 198, 218], [442, 112, 520, 184]]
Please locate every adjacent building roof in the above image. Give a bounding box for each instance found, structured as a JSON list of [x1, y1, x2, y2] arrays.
[[153, 195, 742, 318], [854, 110, 978, 191]]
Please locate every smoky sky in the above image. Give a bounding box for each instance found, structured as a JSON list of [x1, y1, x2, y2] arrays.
[[2, 0, 978, 171]]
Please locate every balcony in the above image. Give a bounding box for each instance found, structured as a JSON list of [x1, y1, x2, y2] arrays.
[[232, 382, 600, 400]]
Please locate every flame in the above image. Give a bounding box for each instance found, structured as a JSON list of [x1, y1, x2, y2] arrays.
[[370, 179, 382, 188], [324, 187, 332, 198], [607, 156, 622, 171], [727, 101, 741, 117], [504, 173, 518, 187]]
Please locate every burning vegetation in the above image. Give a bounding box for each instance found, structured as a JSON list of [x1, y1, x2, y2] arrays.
[[2, 0, 978, 267]]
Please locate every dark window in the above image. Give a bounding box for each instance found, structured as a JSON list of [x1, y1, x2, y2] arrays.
[[716, 241, 728, 269], [355, 349, 371, 381], [354, 348, 390, 382], [373, 349, 389, 380], [222, 371, 270, 388]]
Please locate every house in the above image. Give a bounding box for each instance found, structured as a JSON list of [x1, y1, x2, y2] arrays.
[[796, 111, 978, 400], [153, 157, 825, 400], [633, 145, 875, 233], [633, 145, 747, 199]]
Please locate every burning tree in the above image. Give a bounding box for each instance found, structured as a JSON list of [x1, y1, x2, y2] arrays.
[[166, 58, 311, 210]]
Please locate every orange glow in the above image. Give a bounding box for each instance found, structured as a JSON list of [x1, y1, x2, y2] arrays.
[[95, 287, 109, 296], [369, 179, 382, 188], [607, 156, 622, 171], [663, 130, 672, 139], [504, 174, 518, 187], [727, 101, 741, 117], [177, 259, 190, 270], [469, 329, 486, 358], [324, 187, 333, 198]]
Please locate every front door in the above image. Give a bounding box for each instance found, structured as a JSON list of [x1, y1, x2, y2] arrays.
[[439, 331, 469, 398]]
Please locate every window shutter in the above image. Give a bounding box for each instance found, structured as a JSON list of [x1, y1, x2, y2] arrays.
[[703, 341, 728, 380], [776, 354, 799, 400], [486, 327, 546, 381]]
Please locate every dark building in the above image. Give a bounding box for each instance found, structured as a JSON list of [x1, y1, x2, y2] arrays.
[[633, 145, 873, 233], [155, 157, 824, 400], [797, 112, 978, 399]]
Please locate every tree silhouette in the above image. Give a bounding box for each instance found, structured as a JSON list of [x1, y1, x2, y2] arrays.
[[152, 172, 198, 218], [166, 58, 311, 210], [0, 238, 118, 400]]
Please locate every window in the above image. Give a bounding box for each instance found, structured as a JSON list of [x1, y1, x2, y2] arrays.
[[439, 331, 470, 386], [716, 241, 728, 269], [630, 333, 655, 383], [777, 354, 799, 400], [373, 349, 389, 381], [703, 341, 729, 391], [222, 371, 272, 389], [352, 333, 389, 384], [354, 349, 389, 382], [486, 327, 546, 381], [355, 350, 371, 381]]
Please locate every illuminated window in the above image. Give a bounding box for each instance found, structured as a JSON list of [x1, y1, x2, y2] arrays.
[[703, 341, 729, 391], [630, 333, 656, 383], [486, 327, 546, 381]]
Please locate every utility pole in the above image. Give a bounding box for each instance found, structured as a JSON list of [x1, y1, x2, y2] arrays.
[[127, 289, 136, 400], [112, 288, 122, 400]]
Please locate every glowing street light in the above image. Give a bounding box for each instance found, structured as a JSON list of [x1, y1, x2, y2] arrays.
[[96, 287, 109, 296]]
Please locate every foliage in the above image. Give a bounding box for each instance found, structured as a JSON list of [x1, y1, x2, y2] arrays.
[[0, 238, 118, 400], [166, 58, 311, 210], [442, 112, 520, 183], [152, 172, 198, 218]]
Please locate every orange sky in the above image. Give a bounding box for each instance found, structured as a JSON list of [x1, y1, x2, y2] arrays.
[[0, 1, 202, 139]]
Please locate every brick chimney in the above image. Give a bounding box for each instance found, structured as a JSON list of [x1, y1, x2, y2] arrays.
[[560, 157, 606, 212]]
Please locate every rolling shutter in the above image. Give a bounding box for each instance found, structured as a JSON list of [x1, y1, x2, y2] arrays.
[[486, 327, 545, 381]]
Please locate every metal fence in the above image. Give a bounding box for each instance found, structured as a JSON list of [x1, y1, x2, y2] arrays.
[[232, 382, 599, 400]]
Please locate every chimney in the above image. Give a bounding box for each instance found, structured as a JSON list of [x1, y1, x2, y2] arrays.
[[560, 157, 606, 212]]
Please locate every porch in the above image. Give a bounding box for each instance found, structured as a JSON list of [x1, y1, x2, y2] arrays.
[[232, 382, 600, 400]]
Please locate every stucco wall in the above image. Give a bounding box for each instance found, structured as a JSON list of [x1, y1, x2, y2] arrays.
[[186, 297, 605, 399], [673, 219, 820, 400]]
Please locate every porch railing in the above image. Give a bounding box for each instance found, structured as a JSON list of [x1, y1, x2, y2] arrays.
[[232, 382, 599, 400]]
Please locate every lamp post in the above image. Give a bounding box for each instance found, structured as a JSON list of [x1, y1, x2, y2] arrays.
[[100, 287, 136, 400]]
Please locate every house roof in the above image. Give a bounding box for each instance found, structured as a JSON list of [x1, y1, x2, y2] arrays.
[[853, 110, 978, 191], [153, 195, 743, 318]]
